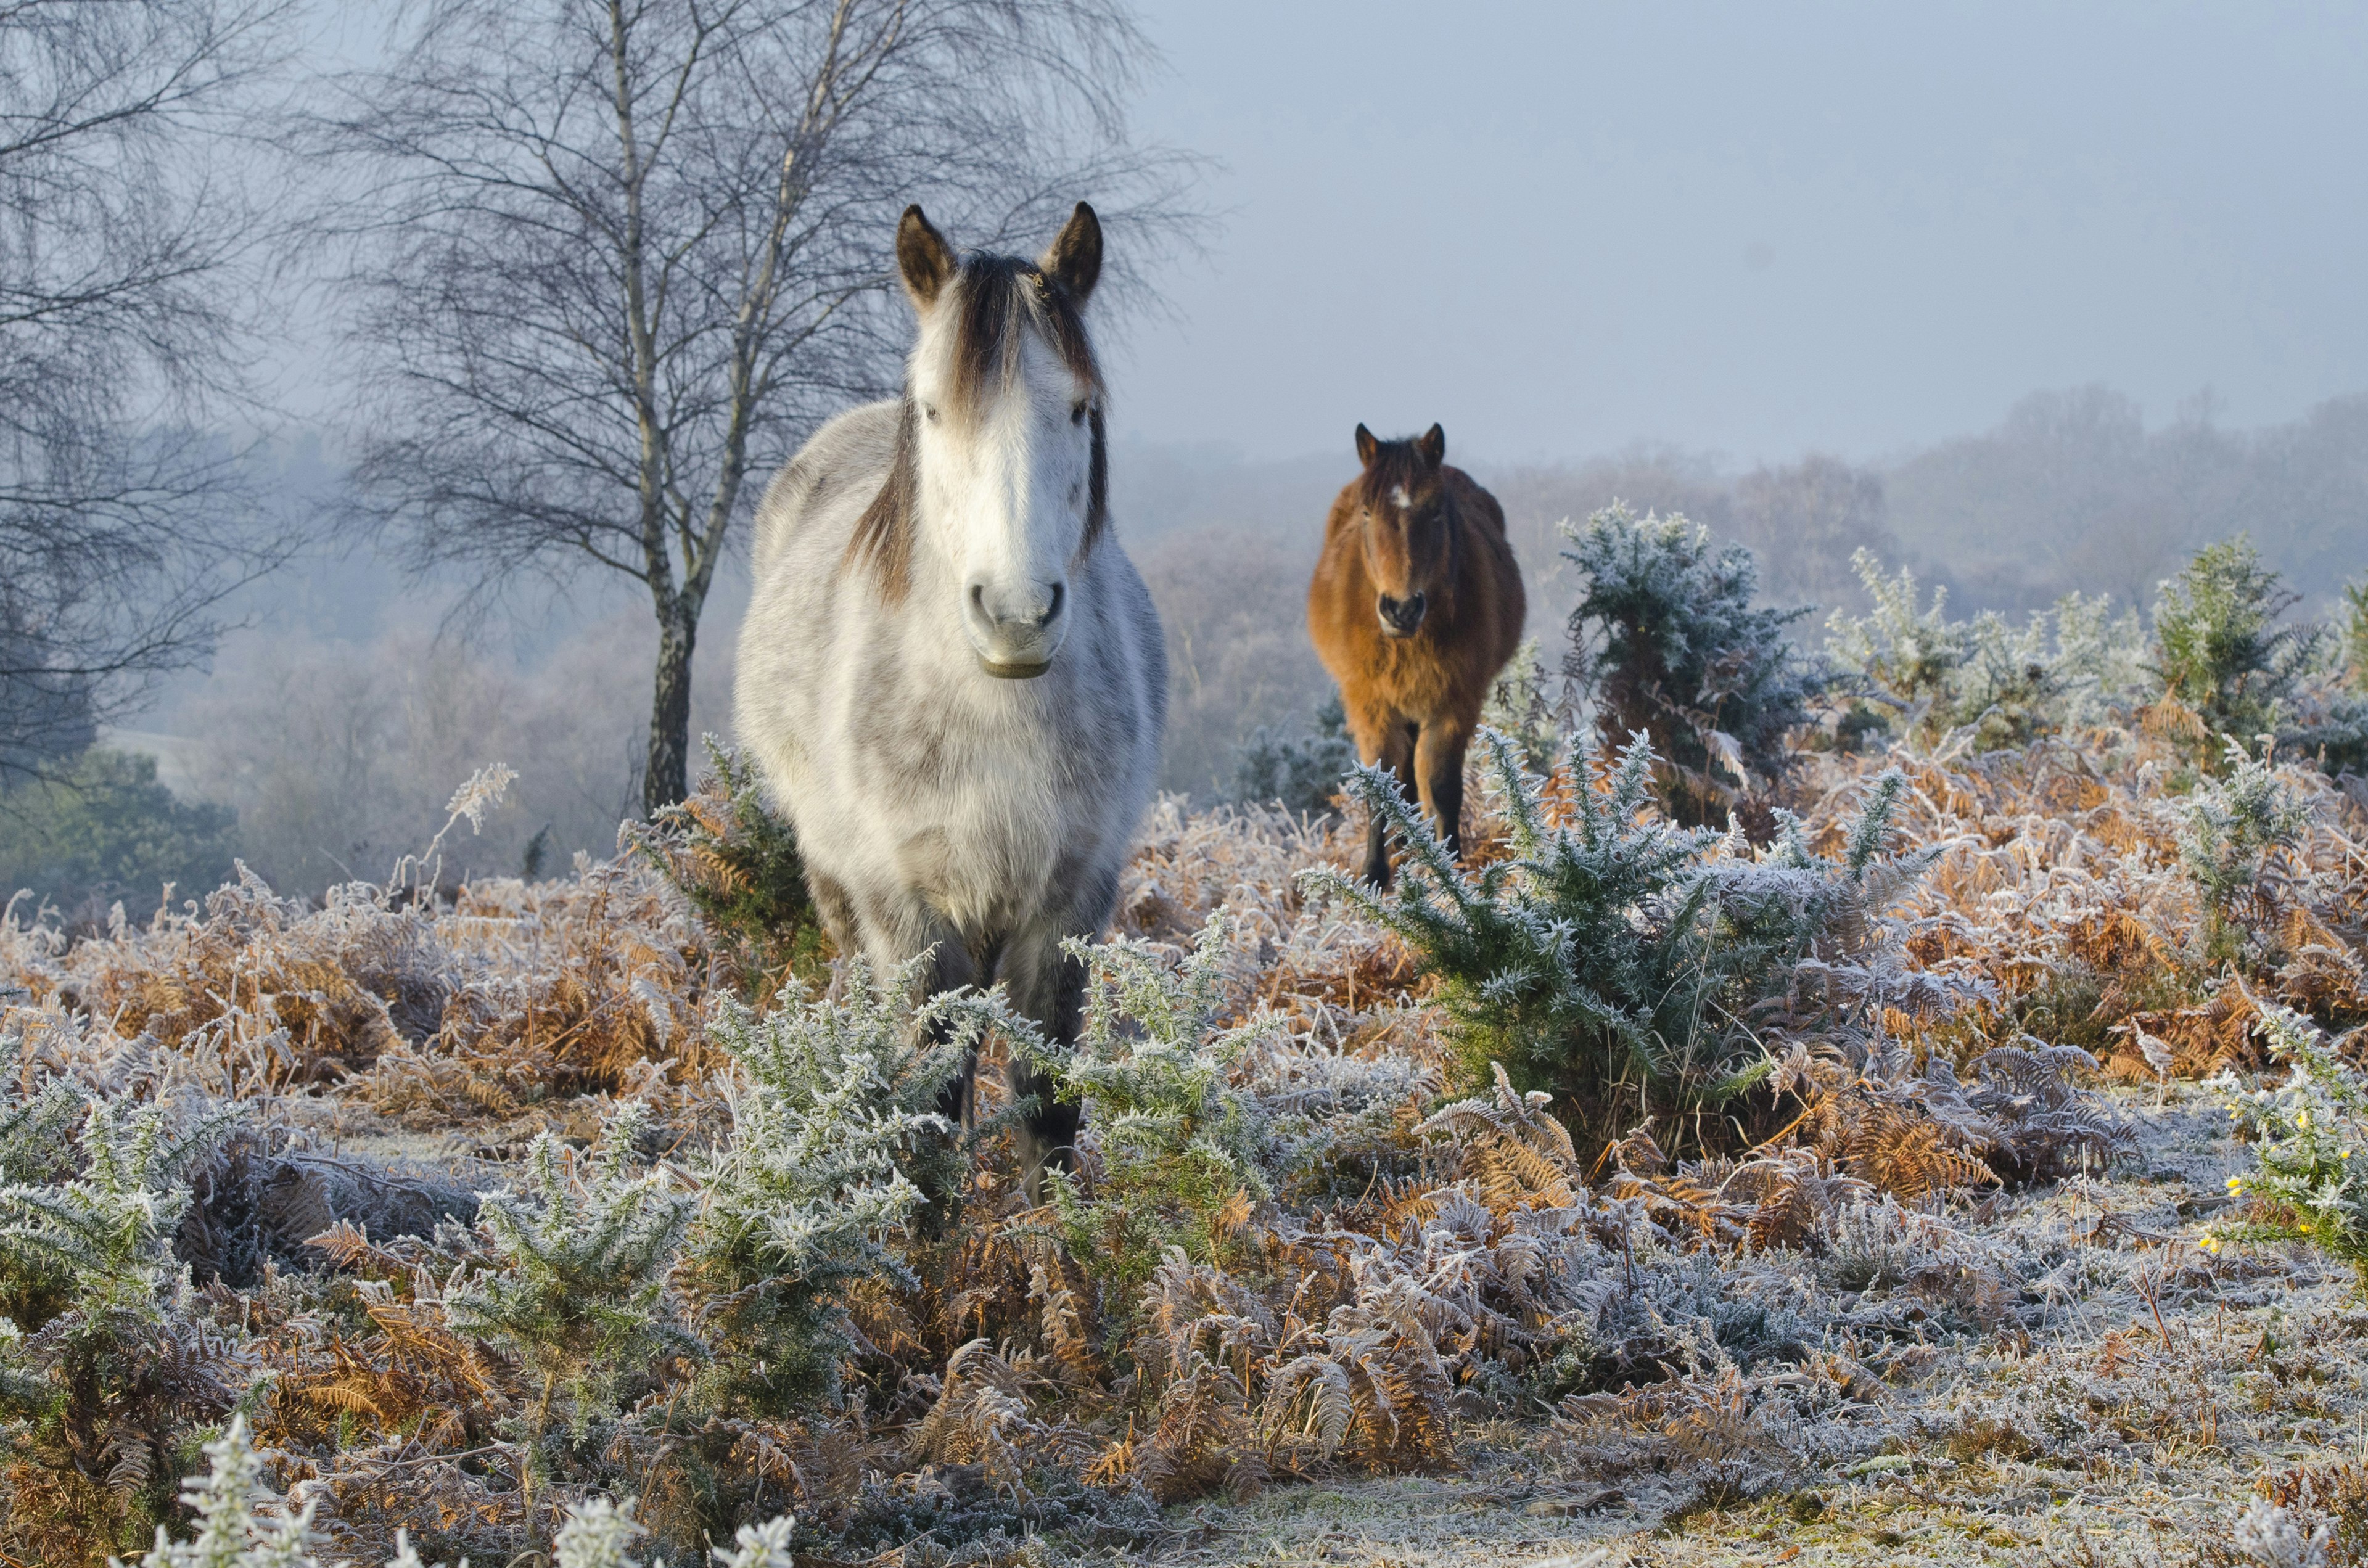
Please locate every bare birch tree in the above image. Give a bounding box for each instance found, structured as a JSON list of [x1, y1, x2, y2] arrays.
[[0, 0, 294, 778], [314, 0, 1193, 811]]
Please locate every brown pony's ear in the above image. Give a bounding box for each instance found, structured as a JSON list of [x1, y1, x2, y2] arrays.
[[1354, 423, 1379, 467], [1040, 202, 1102, 304], [1415, 423, 1445, 470], [897, 205, 956, 308]]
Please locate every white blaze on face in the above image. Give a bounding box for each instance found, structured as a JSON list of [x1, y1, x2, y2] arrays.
[[1389, 485, 1411, 511], [910, 307, 1096, 674]]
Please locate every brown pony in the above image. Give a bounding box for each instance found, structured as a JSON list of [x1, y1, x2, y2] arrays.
[[1309, 422, 1524, 887]]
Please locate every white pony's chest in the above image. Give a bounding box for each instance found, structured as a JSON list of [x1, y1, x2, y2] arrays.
[[784, 640, 1112, 933]]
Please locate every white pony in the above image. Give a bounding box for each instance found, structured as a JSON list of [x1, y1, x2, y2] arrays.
[[734, 203, 1166, 1186]]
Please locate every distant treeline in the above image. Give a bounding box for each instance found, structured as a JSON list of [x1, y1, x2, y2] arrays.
[[1121, 386, 2368, 794]]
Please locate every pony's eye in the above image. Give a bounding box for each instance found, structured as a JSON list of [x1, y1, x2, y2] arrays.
[[1071, 401, 1088, 426], [921, 403, 939, 424]]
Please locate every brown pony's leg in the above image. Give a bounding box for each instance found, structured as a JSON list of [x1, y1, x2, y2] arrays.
[[1354, 713, 1418, 888], [1415, 713, 1474, 863]]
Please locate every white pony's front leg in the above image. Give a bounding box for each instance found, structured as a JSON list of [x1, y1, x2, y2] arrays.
[[993, 856, 1122, 1201], [847, 883, 982, 1131]]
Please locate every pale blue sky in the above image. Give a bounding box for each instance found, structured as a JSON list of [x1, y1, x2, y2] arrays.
[[1107, 1, 2368, 463]]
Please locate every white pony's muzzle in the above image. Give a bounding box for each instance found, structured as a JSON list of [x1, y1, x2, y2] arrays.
[[964, 576, 1067, 678]]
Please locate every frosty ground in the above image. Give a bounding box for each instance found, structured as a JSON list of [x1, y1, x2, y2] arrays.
[[3, 720, 2366, 1568]]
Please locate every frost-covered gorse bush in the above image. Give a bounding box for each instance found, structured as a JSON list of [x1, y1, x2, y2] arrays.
[[2150, 536, 2325, 767], [1308, 729, 1922, 1147], [447, 1102, 694, 1486], [2341, 579, 2368, 697], [2176, 737, 2312, 959], [1226, 694, 1356, 819], [129, 1417, 804, 1568], [0, 1086, 237, 1326], [1, 1068, 241, 1551], [684, 954, 966, 1410], [1479, 636, 1566, 775], [1561, 504, 1821, 824], [1014, 920, 1313, 1310], [1825, 549, 2145, 752], [625, 738, 822, 1003], [2213, 1006, 2368, 1283]]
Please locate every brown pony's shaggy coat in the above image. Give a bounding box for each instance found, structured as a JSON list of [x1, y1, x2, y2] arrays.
[[1309, 422, 1524, 886]]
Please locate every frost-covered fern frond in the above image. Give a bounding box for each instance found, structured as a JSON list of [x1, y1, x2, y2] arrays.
[[0, 1019, 81, 1187], [1962, 1038, 2139, 1181], [117, 1416, 316, 1568], [684, 950, 966, 1409], [1, 1090, 239, 1319], [448, 1101, 694, 1438], [1417, 1061, 1584, 1211]]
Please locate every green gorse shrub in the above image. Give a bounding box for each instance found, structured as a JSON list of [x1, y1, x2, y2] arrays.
[[1, 1092, 238, 1326], [627, 738, 823, 1001], [2211, 1006, 2368, 1283], [1561, 504, 1821, 825], [684, 953, 966, 1411], [447, 1102, 695, 1500], [1, 1079, 240, 1549], [2150, 536, 2324, 765], [125, 1416, 804, 1568], [1307, 728, 1920, 1148], [1016, 919, 1276, 1310], [1227, 694, 1356, 819], [2341, 578, 2368, 697], [1825, 550, 2145, 752]]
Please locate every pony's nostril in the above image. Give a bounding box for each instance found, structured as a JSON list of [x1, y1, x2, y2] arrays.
[[968, 580, 989, 618], [1040, 581, 1065, 628]]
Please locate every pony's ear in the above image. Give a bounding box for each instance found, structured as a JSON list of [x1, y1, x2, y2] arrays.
[[897, 205, 956, 308], [1040, 202, 1102, 304], [1415, 424, 1446, 470], [1354, 424, 1379, 467]]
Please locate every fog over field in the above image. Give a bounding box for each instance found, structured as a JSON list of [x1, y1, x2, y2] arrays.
[[15, 1, 2368, 898]]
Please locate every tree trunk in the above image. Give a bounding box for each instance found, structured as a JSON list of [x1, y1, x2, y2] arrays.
[[645, 602, 697, 813]]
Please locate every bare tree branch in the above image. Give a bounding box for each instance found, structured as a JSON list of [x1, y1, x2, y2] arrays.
[[0, 1, 300, 781], [308, 0, 1202, 810]]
